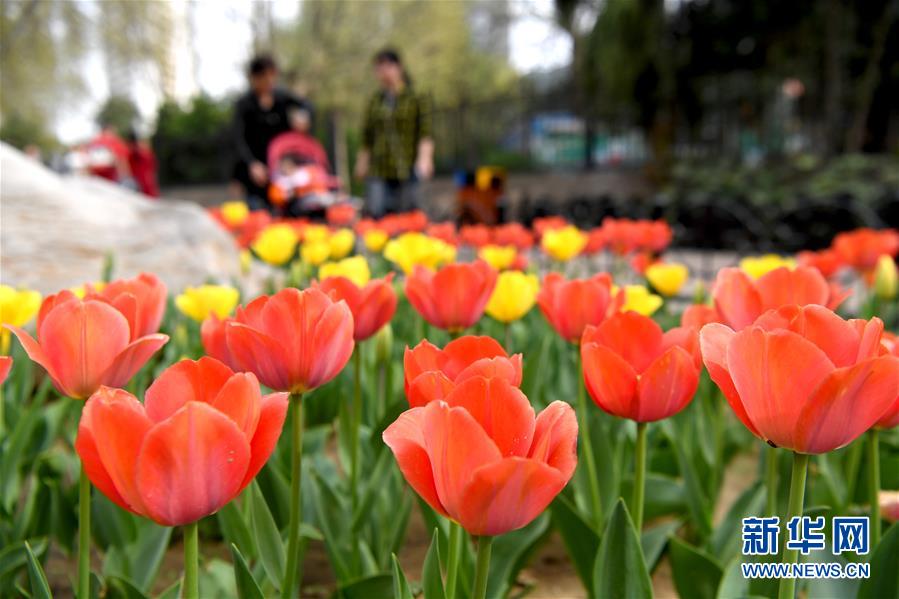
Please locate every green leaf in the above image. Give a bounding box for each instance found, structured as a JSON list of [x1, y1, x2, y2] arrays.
[[23, 541, 51, 599], [392, 554, 414, 599], [593, 499, 652, 599], [230, 544, 265, 599], [488, 513, 550, 598], [334, 574, 393, 599], [552, 494, 599, 594], [351, 448, 393, 531], [249, 481, 285, 590], [641, 520, 681, 572], [669, 535, 723, 599], [715, 558, 749, 599], [0, 537, 47, 580], [857, 522, 899, 599], [709, 483, 765, 566], [422, 529, 445, 599], [217, 500, 256, 559], [106, 576, 150, 599]]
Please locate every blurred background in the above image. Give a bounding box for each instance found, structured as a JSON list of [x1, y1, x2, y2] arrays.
[[2, 0, 898, 252]]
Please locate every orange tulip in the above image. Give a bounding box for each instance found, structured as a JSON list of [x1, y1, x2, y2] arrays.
[[383, 376, 577, 536], [202, 288, 354, 393], [459, 224, 491, 248], [6, 291, 168, 399], [75, 357, 288, 526], [492, 222, 534, 250], [581, 312, 701, 422], [832, 227, 899, 272], [0, 356, 11, 385], [797, 249, 844, 279], [700, 304, 899, 453], [712, 266, 849, 330], [404, 336, 522, 407], [405, 260, 497, 332], [316, 274, 397, 341], [681, 304, 720, 331], [85, 272, 167, 340], [537, 273, 623, 343], [875, 331, 899, 429]]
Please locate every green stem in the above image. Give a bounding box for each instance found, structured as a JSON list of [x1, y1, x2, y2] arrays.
[[778, 452, 809, 599], [471, 536, 493, 599], [282, 393, 305, 598], [633, 422, 648, 531], [351, 349, 362, 513], [576, 348, 603, 530], [445, 521, 463, 599], [182, 521, 199, 599], [503, 322, 511, 351], [765, 445, 779, 517], [78, 461, 91, 599], [868, 429, 881, 548]]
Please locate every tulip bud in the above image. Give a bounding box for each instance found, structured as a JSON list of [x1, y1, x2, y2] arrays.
[[873, 255, 897, 299], [374, 322, 394, 363]]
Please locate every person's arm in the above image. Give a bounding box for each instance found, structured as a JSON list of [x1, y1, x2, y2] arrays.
[[355, 96, 375, 180], [414, 92, 434, 180], [233, 98, 268, 185]]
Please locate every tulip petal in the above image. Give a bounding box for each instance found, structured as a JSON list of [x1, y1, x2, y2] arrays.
[[4, 325, 64, 392], [700, 323, 760, 437], [455, 355, 523, 387], [756, 266, 829, 311], [757, 305, 863, 368], [713, 268, 762, 330], [529, 401, 578, 481], [442, 336, 507, 379], [636, 346, 700, 422], [136, 402, 251, 526], [100, 333, 169, 391], [581, 343, 638, 419], [40, 300, 131, 398], [211, 372, 263, 439], [795, 356, 899, 453], [226, 322, 291, 391], [457, 457, 566, 536], [307, 300, 355, 390], [407, 371, 455, 408], [382, 407, 448, 517], [240, 392, 289, 491], [144, 356, 234, 423], [444, 377, 535, 457], [77, 387, 153, 515], [727, 327, 833, 450], [588, 312, 663, 373], [404, 340, 445, 388], [421, 400, 502, 517]]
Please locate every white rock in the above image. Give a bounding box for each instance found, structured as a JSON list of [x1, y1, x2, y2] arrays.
[[0, 142, 239, 294]]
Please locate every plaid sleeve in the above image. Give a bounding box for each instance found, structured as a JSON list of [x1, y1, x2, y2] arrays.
[[362, 95, 376, 148], [416, 92, 433, 140]]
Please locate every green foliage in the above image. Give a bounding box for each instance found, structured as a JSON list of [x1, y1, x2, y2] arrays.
[[96, 95, 140, 134], [152, 95, 232, 185], [0, 113, 58, 152]]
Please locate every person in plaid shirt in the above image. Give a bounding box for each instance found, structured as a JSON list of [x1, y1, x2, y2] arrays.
[[354, 48, 434, 217]]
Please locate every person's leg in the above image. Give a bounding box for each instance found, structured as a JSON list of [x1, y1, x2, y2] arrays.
[[399, 179, 421, 213], [366, 177, 388, 218]]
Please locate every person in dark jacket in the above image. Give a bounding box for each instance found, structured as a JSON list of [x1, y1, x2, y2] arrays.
[[232, 54, 313, 210]]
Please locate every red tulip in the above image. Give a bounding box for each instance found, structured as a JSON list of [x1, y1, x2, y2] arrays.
[[86, 273, 167, 340], [0, 356, 11, 385], [876, 332, 899, 429], [404, 336, 522, 407], [6, 291, 168, 399], [405, 260, 497, 332], [797, 249, 844, 279], [700, 304, 899, 453], [581, 312, 701, 422], [75, 357, 288, 526], [316, 275, 397, 341], [492, 223, 534, 250], [459, 224, 491, 248], [832, 228, 899, 272], [537, 273, 623, 343], [681, 304, 720, 331], [383, 376, 577, 536], [712, 266, 849, 330], [426, 222, 458, 245], [202, 288, 354, 393]]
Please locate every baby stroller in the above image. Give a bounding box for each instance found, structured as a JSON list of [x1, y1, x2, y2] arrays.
[[267, 132, 343, 219]]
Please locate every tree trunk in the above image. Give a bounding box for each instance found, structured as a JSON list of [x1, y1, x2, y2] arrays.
[[845, 3, 894, 152]]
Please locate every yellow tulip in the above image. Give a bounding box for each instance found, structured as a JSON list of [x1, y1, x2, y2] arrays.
[[319, 255, 371, 287], [69, 281, 106, 299], [739, 254, 796, 279], [175, 284, 240, 322], [0, 284, 42, 354], [303, 224, 330, 243], [541, 226, 587, 262], [364, 229, 389, 253], [329, 228, 356, 260], [239, 249, 252, 275], [874, 255, 898, 299], [383, 232, 457, 274], [221, 201, 249, 227], [620, 285, 663, 316], [252, 224, 299, 266], [645, 262, 689, 297], [301, 240, 331, 266], [486, 271, 539, 323], [478, 245, 517, 271]]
